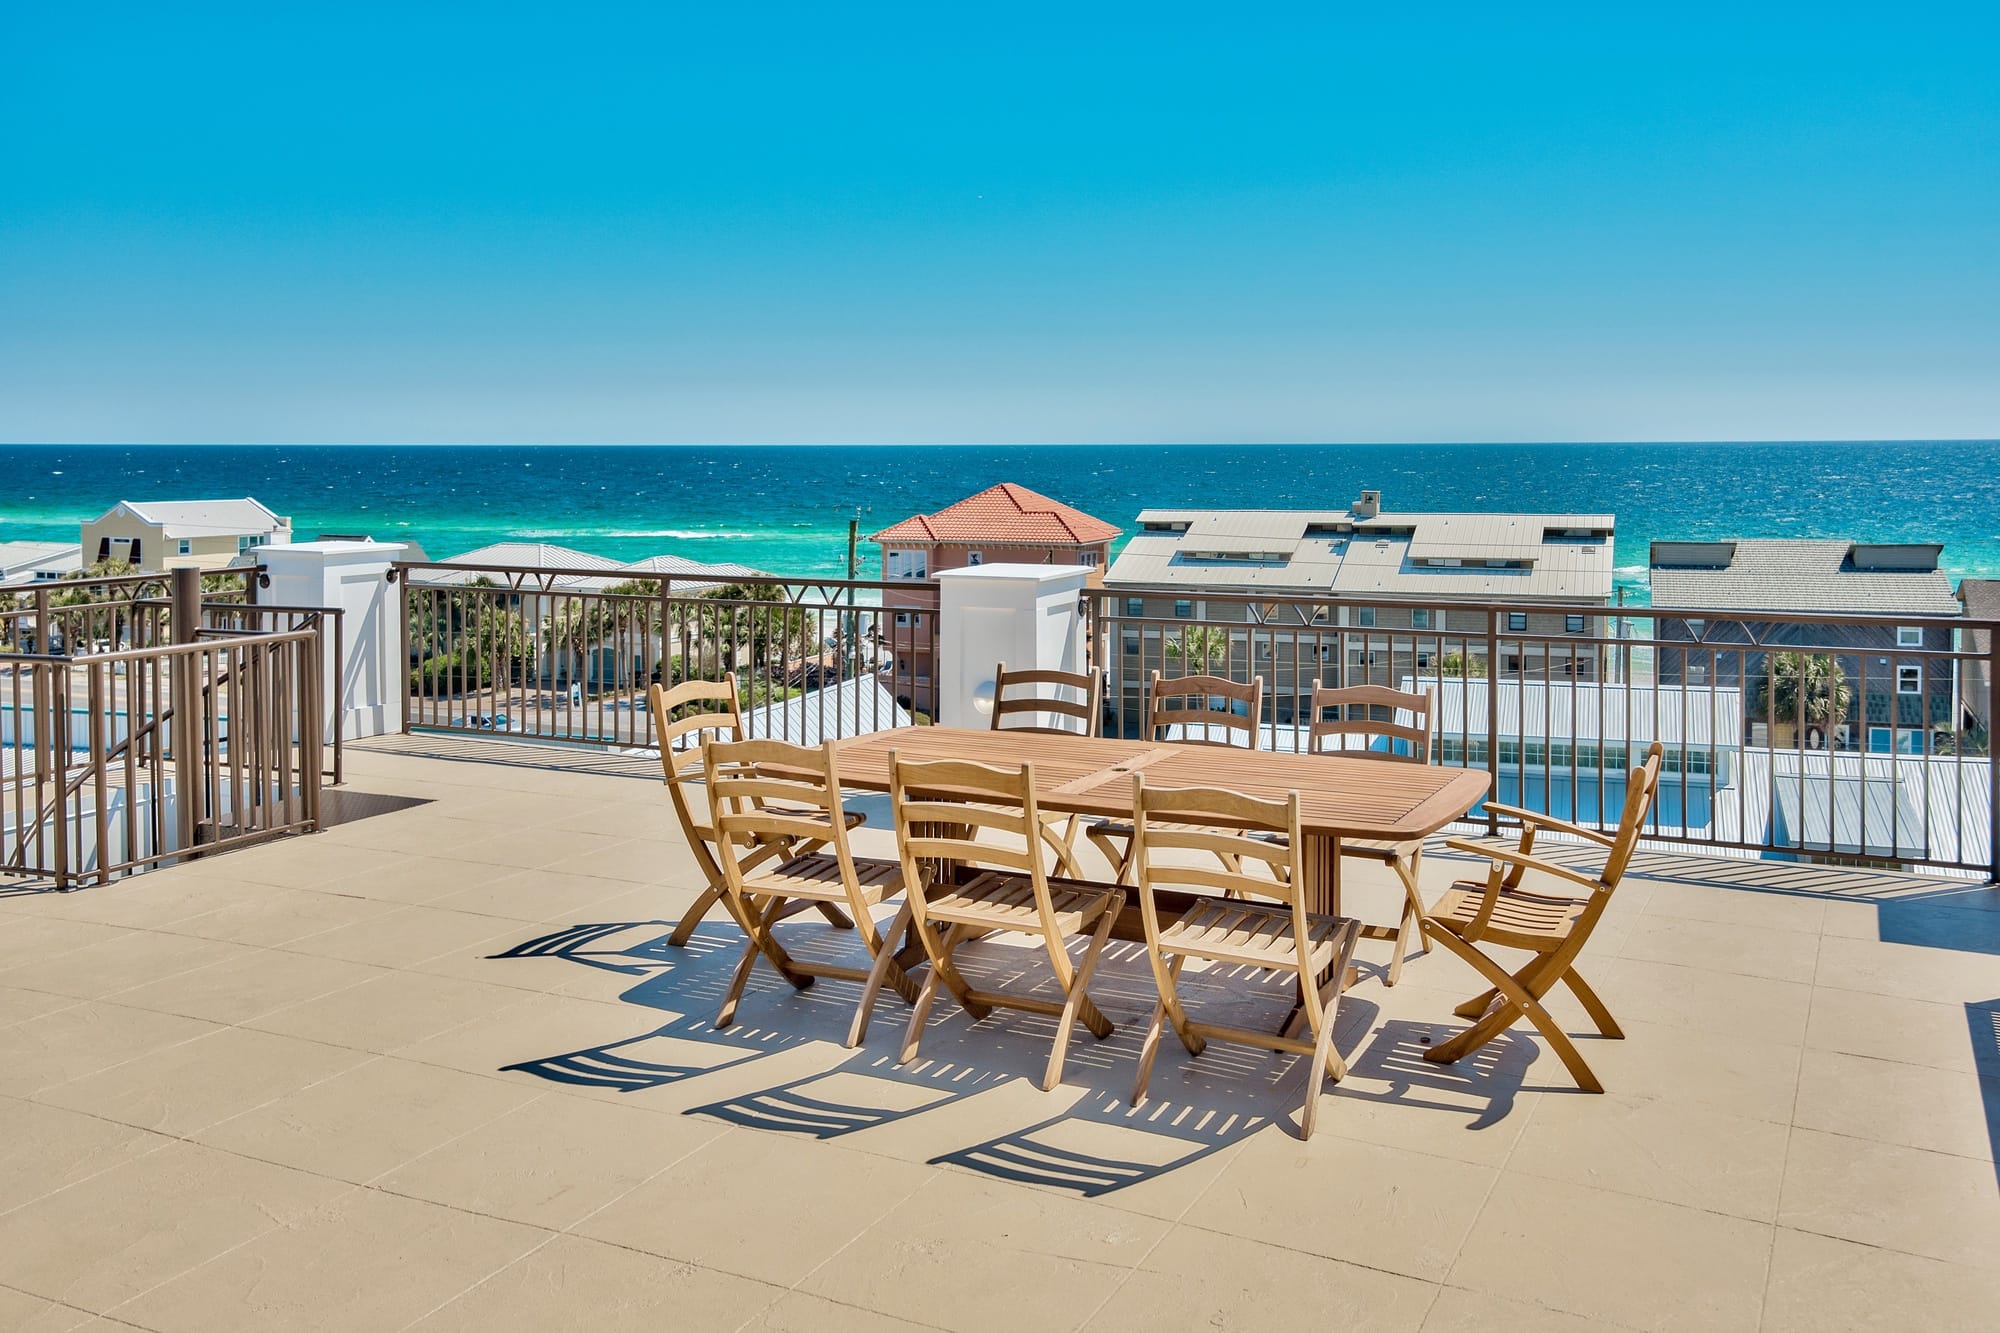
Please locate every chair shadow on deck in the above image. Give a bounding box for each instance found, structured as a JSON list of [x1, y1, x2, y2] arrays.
[[482, 917, 1538, 1197]]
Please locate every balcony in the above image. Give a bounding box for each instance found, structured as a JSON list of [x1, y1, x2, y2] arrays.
[[4, 560, 1998, 1328], [1, 733, 1996, 1330]]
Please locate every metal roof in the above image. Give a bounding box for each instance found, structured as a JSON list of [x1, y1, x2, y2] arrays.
[[1649, 539, 1962, 616], [1742, 749, 1993, 868], [104, 498, 289, 538], [1107, 504, 1615, 601], [741, 676, 914, 746], [1406, 677, 1745, 748]]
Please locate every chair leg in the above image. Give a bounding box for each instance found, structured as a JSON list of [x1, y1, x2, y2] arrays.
[[1131, 955, 1187, 1107], [1040, 897, 1122, 1093], [811, 901, 855, 928], [847, 899, 918, 1048], [898, 922, 990, 1066], [1424, 931, 1603, 1093], [1564, 968, 1623, 1039], [1384, 856, 1425, 987], [715, 938, 762, 1029], [1084, 826, 1136, 885], [666, 883, 724, 948], [1297, 998, 1344, 1141]]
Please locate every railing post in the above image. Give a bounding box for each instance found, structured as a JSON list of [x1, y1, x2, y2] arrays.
[[1989, 625, 1999, 884], [170, 567, 207, 854], [1485, 607, 1501, 837]]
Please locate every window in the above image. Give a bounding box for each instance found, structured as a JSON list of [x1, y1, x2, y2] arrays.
[[1355, 607, 1375, 628], [1416, 651, 1432, 669], [894, 612, 910, 626], [1124, 598, 1143, 617], [886, 549, 928, 580], [1078, 551, 1098, 567], [1411, 609, 1430, 629], [1174, 600, 1193, 619], [1565, 614, 1585, 633], [177, 539, 192, 556], [1123, 632, 1139, 656], [1897, 664, 1922, 695], [1867, 726, 1893, 753], [1896, 626, 1923, 648], [1506, 612, 1527, 632], [965, 551, 983, 566], [239, 535, 256, 553]]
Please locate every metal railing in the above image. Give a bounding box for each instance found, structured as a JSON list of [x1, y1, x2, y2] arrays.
[[2, 621, 324, 891], [395, 561, 940, 749], [1093, 588, 1999, 879], [0, 565, 259, 657]]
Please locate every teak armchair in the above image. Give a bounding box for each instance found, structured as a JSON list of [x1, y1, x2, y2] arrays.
[[702, 737, 921, 1035], [1086, 670, 1265, 883], [1129, 778, 1361, 1139], [1307, 683, 1435, 986], [875, 755, 1124, 1090], [988, 664, 1101, 877], [648, 676, 855, 948], [1420, 741, 1665, 1092]]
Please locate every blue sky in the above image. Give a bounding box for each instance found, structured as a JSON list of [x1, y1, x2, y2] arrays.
[[2, 3, 1995, 445]]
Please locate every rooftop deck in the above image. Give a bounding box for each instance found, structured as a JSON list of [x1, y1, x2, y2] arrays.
[[3, 736, 1997, 1330]]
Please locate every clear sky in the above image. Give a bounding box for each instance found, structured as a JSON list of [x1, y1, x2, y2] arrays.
[[2, 3, 1995, 445]]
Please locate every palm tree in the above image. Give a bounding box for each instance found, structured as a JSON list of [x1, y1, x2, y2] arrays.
[[1163, 625, 1234, 674], [1759, 652, 1853, 748]]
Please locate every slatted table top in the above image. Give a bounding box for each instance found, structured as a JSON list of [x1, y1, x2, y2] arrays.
[[835, 727, 1490, 842]]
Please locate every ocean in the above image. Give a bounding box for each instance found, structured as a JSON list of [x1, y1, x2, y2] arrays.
[[4, 441, 1998, 602]]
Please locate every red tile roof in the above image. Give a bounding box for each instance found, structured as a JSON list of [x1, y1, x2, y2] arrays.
[[869, 483, 1121, 547]]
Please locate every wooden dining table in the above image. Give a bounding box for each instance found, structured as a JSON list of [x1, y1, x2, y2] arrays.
[[834, 727, 1492, 929]]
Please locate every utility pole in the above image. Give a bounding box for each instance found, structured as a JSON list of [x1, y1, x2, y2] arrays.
[[844, 515, 860, 676]]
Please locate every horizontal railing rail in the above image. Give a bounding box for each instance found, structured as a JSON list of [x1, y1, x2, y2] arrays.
[[1094, 586, 1998, 879], [394, 561, 940, 749]]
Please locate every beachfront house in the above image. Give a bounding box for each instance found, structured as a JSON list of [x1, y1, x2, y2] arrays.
[[1101, 492, 1615, 726], [80, 498, 292, 572], [0, 540, 83, 587], [1649, 540, 1962, 755], [1958, 578, 1999, 740], [870, 483, 1121, 715]]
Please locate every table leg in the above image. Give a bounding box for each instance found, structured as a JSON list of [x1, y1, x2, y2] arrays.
[[1301, 833, 1359, 992]]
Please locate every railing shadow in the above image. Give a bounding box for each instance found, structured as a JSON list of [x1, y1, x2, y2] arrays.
[[1966, 999, 2000, 1190]]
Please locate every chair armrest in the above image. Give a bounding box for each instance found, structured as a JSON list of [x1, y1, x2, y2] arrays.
[[1478, 802, 1616, 848], [1442, 838, 1602, 895]]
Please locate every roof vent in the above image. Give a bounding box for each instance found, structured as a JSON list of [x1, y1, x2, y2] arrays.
[[1352, 490, 1381, 520]]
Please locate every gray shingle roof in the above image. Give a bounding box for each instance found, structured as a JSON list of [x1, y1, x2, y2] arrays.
[[1649, 540, 1961, 616]]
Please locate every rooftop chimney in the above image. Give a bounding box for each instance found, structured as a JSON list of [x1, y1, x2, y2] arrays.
[[1352, 489, 1381, 520]]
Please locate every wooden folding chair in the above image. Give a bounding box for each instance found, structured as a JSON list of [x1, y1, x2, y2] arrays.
[[873, 754, 1124, 1091], [988, 663, 1101, 875], [1085, 670, 1264, 883], [648, 675, 855, 948], [1421, 741, 1665, 1092], [1305, 683, 1435, 986], [703, 737, 921, 1035], [1129, 778, 1361, 1139]]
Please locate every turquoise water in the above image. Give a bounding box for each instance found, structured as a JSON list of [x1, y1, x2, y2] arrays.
[[3, 442, 1997, 600]]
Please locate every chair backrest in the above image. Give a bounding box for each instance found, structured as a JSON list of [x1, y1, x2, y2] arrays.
[[1144, 670, 1263, 748], [1132, 777, 1306, 915], [648, 674, 743, 874], [890, 755, 1059, 929], [1599, 741, 1667, 888], [989, 665, 1100, 737], [702, 736, 855, 886], [1307, 684, 1433, 762]]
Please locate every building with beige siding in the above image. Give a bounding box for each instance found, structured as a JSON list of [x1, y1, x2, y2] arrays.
[[80, 499, 292, 572], [1101, 490, 1615, 724]]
